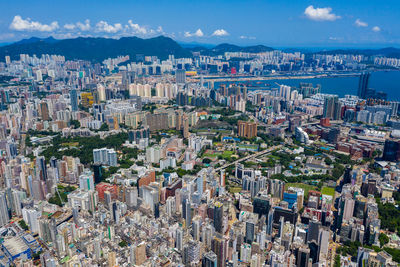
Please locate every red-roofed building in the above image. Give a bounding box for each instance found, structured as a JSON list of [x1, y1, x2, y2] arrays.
[[138, 171, 156, 188], [96, 182, 118, 201]]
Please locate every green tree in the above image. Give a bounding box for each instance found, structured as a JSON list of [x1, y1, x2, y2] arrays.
[[333, 255, 340, 267], [19, 220, 29, 231], [99, 123, 109, 131], [202, 158, 212, 164], [379, 233, 389, 247], [70, 120, 81, 129], [384, 247, 400, 263], [119, 240, 128, 247], [324, 157, 333, 166]]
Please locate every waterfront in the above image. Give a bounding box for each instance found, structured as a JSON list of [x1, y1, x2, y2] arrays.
[[213, 70, 400, 100]]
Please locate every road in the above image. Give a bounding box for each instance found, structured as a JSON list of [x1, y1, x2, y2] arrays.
[[215, 145, 282, 172]]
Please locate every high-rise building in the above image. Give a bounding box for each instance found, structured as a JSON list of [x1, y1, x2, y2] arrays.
[[238, 121, 257, 138], [202, 251, 217, 267], [79, 171, 94, 191], [323, 95, 341, 120], [288, 116, 301, 132], [279, 85, 291, 100], [183, 240, 200, 265], [176, 69, 186, 84], [36, 156, 48, 181], [93, 148, 117, 166], [0, 191, 9, 227], [70, 89, 78, 112], [253, 196, 270, 217], [212, 235, 227, 267], [182, 199, 192, 226], [297, 83, 321, 98], [214, 201, 223, 234], [128, 126, 150, 143], [175, 228, 183, 251], [307, 221, 321, 243], [318, 229, 330, 259], [295, 127, 309, 144], [135, 242, 146, 265], [183, 114, 190, 138], [358, 73, 370, 99], [40, 102, 50, 121], [245, 221, 255, 244], [383, 139, 400, 162], [97, 84, 106, 102], [145, 113, 169, 131], [93, 163, 102, 184], [80, 92, 94, 107], [297, 247, 310, 267], [36, 70, 43, 81]]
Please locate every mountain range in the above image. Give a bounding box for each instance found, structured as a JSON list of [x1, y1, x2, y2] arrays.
[[0, 36, 191, 62], [0, 36, 399, 62]]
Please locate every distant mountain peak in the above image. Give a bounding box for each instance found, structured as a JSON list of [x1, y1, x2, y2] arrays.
[[0, 35, 191, 62]]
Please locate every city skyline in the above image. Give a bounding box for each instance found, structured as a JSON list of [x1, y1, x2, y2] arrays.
[[0, 1, 400, 266], [0, 0, 399, 48]]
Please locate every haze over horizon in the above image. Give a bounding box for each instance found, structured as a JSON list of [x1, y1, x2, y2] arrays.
[[1, 0, 399, 48]]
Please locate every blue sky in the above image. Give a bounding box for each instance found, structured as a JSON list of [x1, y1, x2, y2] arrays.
[[1, 0, 399, 48]]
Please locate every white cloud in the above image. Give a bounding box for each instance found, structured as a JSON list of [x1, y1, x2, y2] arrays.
[[127, 20, 147, 35], [328, 36, 344, 41], [64, 19, 91, 31], [239, 35, 256, 40], [372, 26, 381, 32], [95, 21, 123, 33], [184, 29, 204, 37], [212, 29, 229, 36], [10, 15, 59, 32], [76, 19, 91, 31], [194, 29, 204, 37], [9, 15, 163, 38], [304, 5, 341, 21], [355, 19, 368, 27], [53, 32, 77, 39], [64, 24, 76, 30]]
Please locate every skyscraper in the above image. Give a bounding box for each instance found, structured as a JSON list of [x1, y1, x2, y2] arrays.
[[183, 113, 190, 139], [93, 148, 117, 166], [0, 191, 9, 227], [214, 201, 223, 234], [323, 95, 341, 120], [383, 139, 400, 162], [70, 89, 78, 112], [202, 251, 218, 267], [307, 221, 321, 243], [297, 247, 311, 267], [357, 72, 370, 99], [93, 163, 102, 184], [40, 102, 50, 121], [176, 69, 186, 84], [183, 240, 200, 265], [237, 121, 257, 138], [182, 199, 192, 226], [36, 156, 48, 181], [245, 221, 255, 244], [279, 85, 291, 100], [97, 84, 106, 102], [211, 235, 227, 267], [175, 228, 183, 251]]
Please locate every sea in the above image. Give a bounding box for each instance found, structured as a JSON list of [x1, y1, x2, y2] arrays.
[[213, 70, 400, 101]]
